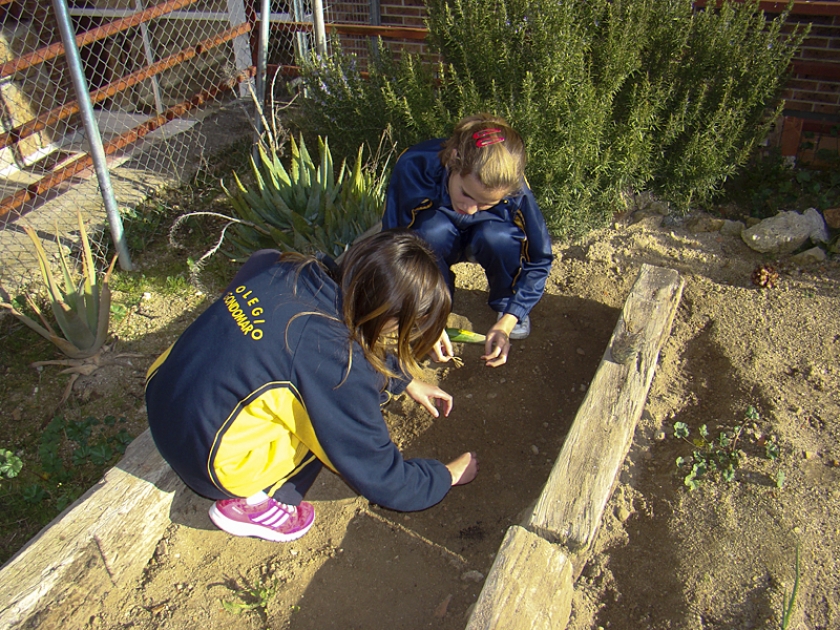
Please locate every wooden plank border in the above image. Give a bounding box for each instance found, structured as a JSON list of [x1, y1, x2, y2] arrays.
[[465, 264, 684, 629]]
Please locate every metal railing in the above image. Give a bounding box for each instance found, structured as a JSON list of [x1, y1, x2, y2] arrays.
[[0, 0, 326, 295]]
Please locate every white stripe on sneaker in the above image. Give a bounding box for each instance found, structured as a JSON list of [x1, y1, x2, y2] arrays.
[[253, 506, 290, 527], [262, 512, 289, 527]]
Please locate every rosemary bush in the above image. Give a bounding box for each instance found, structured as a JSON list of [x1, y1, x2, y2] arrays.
[[293, 0, 806, 239]]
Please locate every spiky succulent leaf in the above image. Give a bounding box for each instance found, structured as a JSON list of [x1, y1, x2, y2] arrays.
[[6, 217, 113, 358], [224, 132, 389, 258]]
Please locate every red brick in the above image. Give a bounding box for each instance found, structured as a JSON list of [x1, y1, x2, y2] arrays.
[[784, 100, 816, 112], [803, 36, 831, 49], [794, 89, 839, 103], [799, 48, 840, 62], [780, 116, 804, 156], [813, 103, 840, 115], [787, 78, 821, 91], [801, 24, 840, 37]]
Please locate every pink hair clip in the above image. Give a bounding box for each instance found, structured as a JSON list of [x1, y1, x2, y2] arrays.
[[473, 128, 505, 147]]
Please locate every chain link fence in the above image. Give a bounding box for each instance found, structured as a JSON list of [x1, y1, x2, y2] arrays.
[[0, 0, 413, 305], [0, 1, 265, 299]]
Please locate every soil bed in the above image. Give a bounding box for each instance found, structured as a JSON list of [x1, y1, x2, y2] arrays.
[[3, 215, 839, 630]]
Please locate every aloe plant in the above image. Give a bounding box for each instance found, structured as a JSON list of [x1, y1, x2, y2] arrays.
[[221, 134, 389, 259], [0, 213, 117, 359]]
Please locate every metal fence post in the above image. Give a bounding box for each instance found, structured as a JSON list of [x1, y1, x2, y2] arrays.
[[312, 0, 327, 56], [228, 0, 253, 98], [51, 0, 133, 271], [253, 0, 271, 147]]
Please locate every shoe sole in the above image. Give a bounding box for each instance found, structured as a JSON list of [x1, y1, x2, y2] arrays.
[[208, 504, 314, 542]]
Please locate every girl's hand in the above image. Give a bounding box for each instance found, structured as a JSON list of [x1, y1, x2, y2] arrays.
[[405, 379, 453, 418], [482, 314, 516, 367], [430, 328, 454, 363], [446, 452, 479, 486]]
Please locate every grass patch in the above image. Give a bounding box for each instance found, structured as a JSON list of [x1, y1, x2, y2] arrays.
[[0, 414, 132, 564]]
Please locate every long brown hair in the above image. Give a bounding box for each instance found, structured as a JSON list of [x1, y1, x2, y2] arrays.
[[338, 229, 451, 381]]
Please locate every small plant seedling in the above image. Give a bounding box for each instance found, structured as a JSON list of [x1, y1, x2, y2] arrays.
[[0, 449, 23, 482], [674, 405, 784, 490], [221, 576, 279, 616], [674, 420, 744, 490], [780, 543, 801, 630], [763, 432, 786, 488]]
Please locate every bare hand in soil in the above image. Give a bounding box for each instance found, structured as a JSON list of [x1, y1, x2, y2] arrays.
[[429, 329, 455, 363], [405, 378, 453, 418], [446, 452, 478, 486], [482, 328, 511, 367]]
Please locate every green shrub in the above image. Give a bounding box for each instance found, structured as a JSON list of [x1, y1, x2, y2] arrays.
[[293, 0, 806, 239]]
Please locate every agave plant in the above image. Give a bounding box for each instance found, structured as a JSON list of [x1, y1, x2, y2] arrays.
[[0, 213, 117, 359], [221, 134, 390, 259]]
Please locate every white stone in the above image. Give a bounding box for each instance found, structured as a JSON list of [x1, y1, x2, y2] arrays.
[[741, 209, 829, 254]]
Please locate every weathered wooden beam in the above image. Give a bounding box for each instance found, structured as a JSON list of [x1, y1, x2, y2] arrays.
[[465, 525, 573, 630], [463, 264, 683, 630], [528, 264, 684, 565], [0, 429, 183, 629]]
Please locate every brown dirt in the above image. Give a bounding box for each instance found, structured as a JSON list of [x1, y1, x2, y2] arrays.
[[6, 216, 840, 630]]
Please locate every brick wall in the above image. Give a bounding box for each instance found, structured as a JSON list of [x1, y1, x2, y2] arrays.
[[767, 4, 840, 161], [380, 0, 426, 28], [783, 13, 840, 117]]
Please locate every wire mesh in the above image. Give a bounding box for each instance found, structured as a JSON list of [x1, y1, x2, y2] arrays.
[[0, 0, 429, 305], [0, 0, 255, 299]]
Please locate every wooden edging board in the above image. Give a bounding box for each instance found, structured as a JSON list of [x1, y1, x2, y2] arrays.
[[465, 263, 684, 630]]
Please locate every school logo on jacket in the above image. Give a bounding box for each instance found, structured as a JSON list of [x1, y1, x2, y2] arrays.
[[223, 284, 266, 340]]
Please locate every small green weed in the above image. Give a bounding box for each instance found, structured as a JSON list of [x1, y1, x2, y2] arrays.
[[221, 576, 279, 616], [764, 432, 785, 489], [721, 147, 840, 219], [122, 201, 173, 253], [674, 420, 743, 489], [28, 415, 133, 512], [673, 405, 781, 490], [0, 448, 23, 483], [780, 543, 801, 630], [0, 414, 132, 563], [38, 415, 132, 480]]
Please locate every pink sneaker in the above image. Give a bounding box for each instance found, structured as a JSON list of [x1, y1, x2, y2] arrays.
[[208, 497, 315, 542]]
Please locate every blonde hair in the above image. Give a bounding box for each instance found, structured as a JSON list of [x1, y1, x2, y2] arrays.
[[439, 113, 526, 195]]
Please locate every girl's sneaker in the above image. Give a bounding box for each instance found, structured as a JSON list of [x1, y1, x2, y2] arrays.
[[209, 497, 315, 542], [497, 312, 531, 340]]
